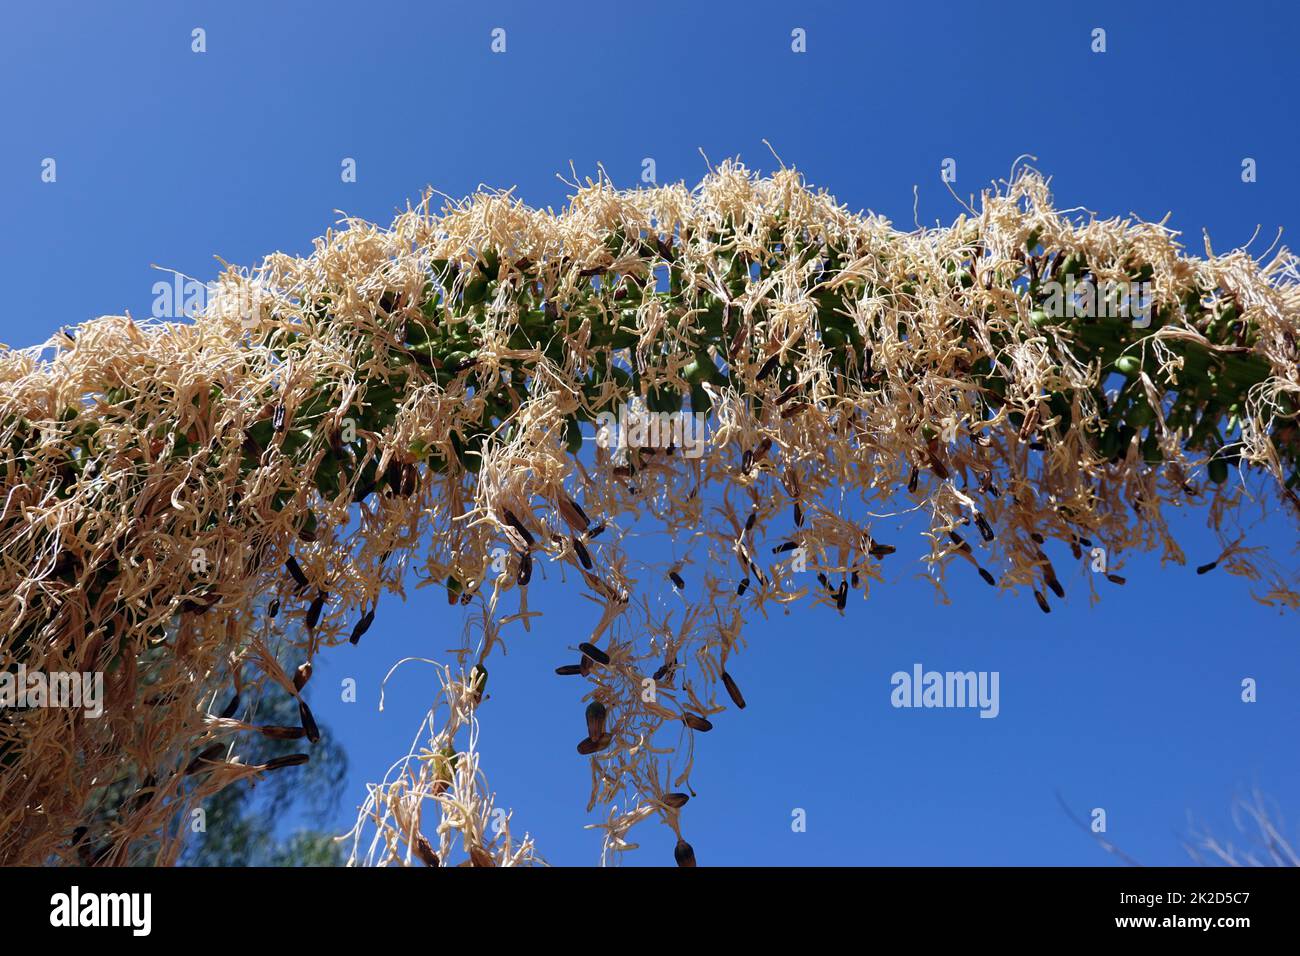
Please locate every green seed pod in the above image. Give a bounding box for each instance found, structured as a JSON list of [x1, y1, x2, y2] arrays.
[[1115, 355, 1141, 377]]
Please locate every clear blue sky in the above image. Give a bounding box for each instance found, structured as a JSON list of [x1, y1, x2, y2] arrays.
[[3, 0, 1298, 866]]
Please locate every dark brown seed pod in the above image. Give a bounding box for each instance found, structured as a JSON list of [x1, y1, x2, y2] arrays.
[[907, 466, 919, 494], [573, 537, 592, 570], [555, 663, 583, 676], [585, 701, 607, 740], [736, 577, 750, 596], [745, 511, 756, 531], [817, 572, 831, 590], [674, 839, 697, 867], [566, 495, 591, 531], [1046, 577, 1065, 600], [776, 382, 800, 405], [756, 353, 781, 380], [587, 522, 606, 538], [835, 581, 848, 610], [741, 449, 754, 472], [721, 671, 747, 710], [661, 793, 690, 809], [503, 508, 535, 546], [579, 642, 610, 665], [350, 610, 375, 645], [772, 541, 797, 554], [414, 834, 440, 867], [285, 556, 308, 590], [264, 753, 310, 772], [974, 513, 995, 542], [793, 502, 804, 527], [268, 599, 280, 619], [306, 590, 326, 629], [219, 694, 240, 719], [978, 567, 997, 587], [517, 550, 532, 586], [1077, 536, 1093, 548], [469, 845, 495, 867], [669, 570, 685, 590], [293, 662, 312, 692], [851, 570, 860, 588], [1030, 532, 1045, 544], [185, 743, 225, 775], [273, 402, 286, 432], [1106, 574, 1127, 585], [579, 655, 594, 677], [948, 531, 971, 554], [259, 725, 307, 740], [298, 699, 320, 744], [1070, 542, 1082, 560], [577, 733, 613, 755], [683, 713, 713, 732], [1196, 561, 1218, 575], [446, 576, 459, 604], [1033, 590, 1051, 614], [869, 542, 896, 558]]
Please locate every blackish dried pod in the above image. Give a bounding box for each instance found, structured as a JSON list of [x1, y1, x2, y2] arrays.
[[268, 599, 280, 619], [793, 502, 804, 527], [907, 466, 919, 494], [736, 577, 750, 596], [587, 522, 606, 538], [662, 793, 690, 809], [259, 725, 306, 740], [305, 590, 326, 629], [572, 537, 592, 570], [1197, 561, 1218, 575], [756, 353, 781, 380], [817, 572, 831, 590], [585, 701, 607, 740], [851, 570, 860, 589], [263, 753, 310, 772], [869, 542, 896, 558], [835, 581, 848, 610], [350, 609, 375, 645], [517, 550, 533, 586], [1106, 574, 1127, 585], [293, 661, 312, 692], [555, 663, 583, 676], [579, 642, 610, 665], [503, 508, 535, 546], [674, 839, 697, 867], [1030, 532, 1045, 544], [414, 835, 440, 867], [948, 531, 971, 554], [978, 567, 997, 587], [272, 402, 286, 432], [185, 743, 225, 776], [1046, 577, 1065, 600], [683, 713, 713, 732], [579, 655, 594, 677], [742, 449, 754, 472], [219, 694, 240, 719], [298, 699, 321, 743], [974, 513, 994, 542], [745, 511, 756, 531], [772, 541, 797, 554], [285, 556, 308, 590], [776, 382, 800, 405], [577, 733, 613, 755], [566, 495, 591, 531], [721, 671, 747, 710], [669, 570, 685, 590], [1033, 590, 1051, 614]]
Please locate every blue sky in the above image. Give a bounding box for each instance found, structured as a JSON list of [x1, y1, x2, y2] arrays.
[[3, 0, 1298, 865]]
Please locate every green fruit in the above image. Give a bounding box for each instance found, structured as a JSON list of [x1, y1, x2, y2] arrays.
[[564, 416, 583, 455], [1208, 458, 1229, 484], [1126, 400, 1154, 428], [1115, 355, 1141, 377]]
